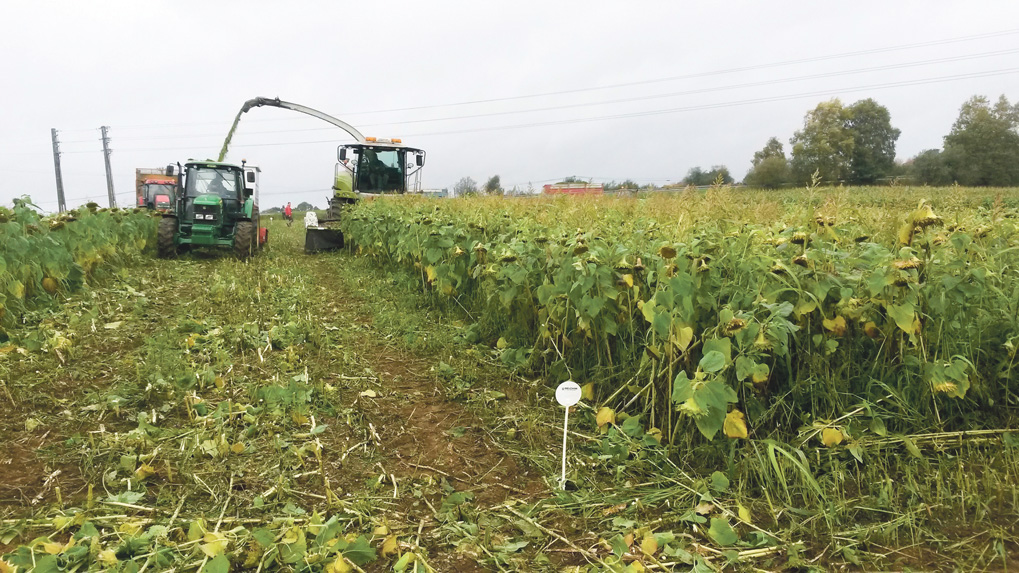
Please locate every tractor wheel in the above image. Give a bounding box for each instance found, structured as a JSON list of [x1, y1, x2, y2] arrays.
[[234, 221, 255, 259], [251, 205, 264, 248], [157, 217, 178, 258]]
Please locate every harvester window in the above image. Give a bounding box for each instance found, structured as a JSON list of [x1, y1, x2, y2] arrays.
[[357, 148, 403, 193]]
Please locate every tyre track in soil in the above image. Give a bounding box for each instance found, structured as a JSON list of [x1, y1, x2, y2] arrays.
[[302, 255, 550, 572]]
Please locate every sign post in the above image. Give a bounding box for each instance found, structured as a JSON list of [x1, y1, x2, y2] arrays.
[[555, 380, 581, 489]]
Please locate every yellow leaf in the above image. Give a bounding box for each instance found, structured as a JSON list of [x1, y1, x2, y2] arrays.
[[52, 516, 72, 531], [622, 274, 634, 287], [596, 407, 615, 428], [119, 521, 144, 536], [751, 365, 769, 385], [640, 533, 658, 556], [821, 428, 844, 447], [373, 524, 389, 536], [43, 542, 64, 555], [135, 463, 157, 479], [627, 562, 646, 573], [646, 427, 663, 443], [326, 555, 353, 573], [496, 337, 508, 349], [822, 315, 847, 337], [581, 383, 595, 400], [201, 531, 228, 557], [214, 376, 225, 389], [231, 443, 246, 454], [381, 534, 399, 557], [723, 409, 748, 439], [98, 549, 119, 566], [864, 321, 881, 339], [359, 389, 377, 398], [795, 299, 817, 317], [673, 325, 694, 352], [425, 266, 437, 283], [737, 503, 752, 524]]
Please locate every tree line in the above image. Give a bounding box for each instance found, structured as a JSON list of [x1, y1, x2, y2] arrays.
[[704, 94, 1019, 188]]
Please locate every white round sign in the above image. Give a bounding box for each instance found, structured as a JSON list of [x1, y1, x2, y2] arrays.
[[555, 380, 582, 407]]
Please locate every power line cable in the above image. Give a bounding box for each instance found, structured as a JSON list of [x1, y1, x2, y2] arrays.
[[94, 66, 1019, 152], [72, 47, 1017, 143], [78, 27, 1019, 131]]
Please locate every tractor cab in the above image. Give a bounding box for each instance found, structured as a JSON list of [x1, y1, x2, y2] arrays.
[[157, 160, 262, 258], [154, 194, 173, 212], [333, 139, 426, 201]]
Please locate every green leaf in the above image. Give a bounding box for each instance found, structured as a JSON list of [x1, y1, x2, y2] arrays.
[[252, 528, 275, 547], [108, 490, 145, 504], [203, 554, 230, 573], [708, 518, 739, 546], [710, 471, 730, 492], [699, 351, 726, 374], [702, 338, 732, 364], [901, 435, 923, 459], [886, 302, 915, 334], [342, 536, 377, 566], [610, 533, 629, 558]]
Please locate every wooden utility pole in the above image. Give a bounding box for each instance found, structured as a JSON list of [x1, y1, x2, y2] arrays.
[[100, 126, 116, 208], [51, 128, 66, 213]]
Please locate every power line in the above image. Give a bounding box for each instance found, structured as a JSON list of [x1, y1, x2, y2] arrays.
[[86, 66, 1019, 152], [69, 47, 1019, 144], [309, 28, 1019, 116], [62, 27, 1019, 132]]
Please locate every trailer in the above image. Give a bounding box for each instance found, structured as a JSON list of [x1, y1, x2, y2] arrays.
[[136, 166, 179, 212]]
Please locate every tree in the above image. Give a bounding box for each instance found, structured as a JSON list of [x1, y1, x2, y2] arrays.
[[483, 175, 502, 195], [453, 177, 478, 197], [942, 95, 1019, 186], [751, 137, 785, 167], [790, 99, 855, 185], [745, 156, 790, 188], [908, 149, 952, 185], [847, 98, 901, 184], [296, 201, 316, 211], [745, 138, 789, 188], [682, 166, 732, 186]]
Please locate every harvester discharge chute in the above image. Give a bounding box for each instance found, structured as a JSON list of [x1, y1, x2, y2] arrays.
[[221, 97, 426, 253]]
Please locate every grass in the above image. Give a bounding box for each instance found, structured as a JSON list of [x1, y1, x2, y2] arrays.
[[1, 189, 1018, 572]]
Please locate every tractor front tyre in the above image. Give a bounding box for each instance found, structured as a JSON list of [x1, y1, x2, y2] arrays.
[[157, 217, 178, 258], [234, 221, 256, 259]]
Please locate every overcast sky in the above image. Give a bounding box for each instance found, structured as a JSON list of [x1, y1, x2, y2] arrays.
[[1, 0, 1017, 211]]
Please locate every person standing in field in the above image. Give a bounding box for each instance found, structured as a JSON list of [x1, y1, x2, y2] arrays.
[[284, 202, 293, 226]]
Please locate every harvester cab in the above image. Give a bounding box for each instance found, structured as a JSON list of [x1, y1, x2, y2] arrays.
[[157, 161, 265, 259], [333, 139, 425, 206]]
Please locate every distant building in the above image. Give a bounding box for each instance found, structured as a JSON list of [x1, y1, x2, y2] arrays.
[[542, 182, 604, 195]]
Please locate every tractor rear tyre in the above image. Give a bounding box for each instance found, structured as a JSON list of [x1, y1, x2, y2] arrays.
[[157, 217, 177, 258], [234, 221, 255, 259], [251, 205, 265, 249]]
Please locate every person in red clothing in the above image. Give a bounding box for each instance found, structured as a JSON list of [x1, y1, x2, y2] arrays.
[[284, 202, 293, 226]]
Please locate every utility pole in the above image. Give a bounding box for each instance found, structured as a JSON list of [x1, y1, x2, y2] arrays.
[[51, 128, 66, 213], [100, 126, 116, 208]]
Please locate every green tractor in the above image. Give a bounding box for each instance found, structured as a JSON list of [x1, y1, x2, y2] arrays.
[[157, 160, 264, 259]]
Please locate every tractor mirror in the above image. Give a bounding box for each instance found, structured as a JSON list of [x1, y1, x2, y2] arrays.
[[338, 148, 347, 161], [416, 154, 424, 166], [243, 187, 253, 198]]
